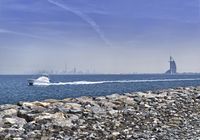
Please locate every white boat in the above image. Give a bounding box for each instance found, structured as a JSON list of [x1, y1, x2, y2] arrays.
[[28, 75, 50, 86]]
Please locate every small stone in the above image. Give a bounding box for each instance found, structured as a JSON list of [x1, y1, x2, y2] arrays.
[[112, 132, 120, 136], [13, 138, 23, 140], [108, 109, 118, 116]]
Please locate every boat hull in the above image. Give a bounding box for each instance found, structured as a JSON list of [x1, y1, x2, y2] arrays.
[[28, 79, 34, 86]]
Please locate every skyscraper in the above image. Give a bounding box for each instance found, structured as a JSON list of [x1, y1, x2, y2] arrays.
[[165, 56, 177, 74]]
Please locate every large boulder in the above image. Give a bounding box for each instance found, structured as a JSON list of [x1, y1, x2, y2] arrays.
[[2, 117, 26, 128]]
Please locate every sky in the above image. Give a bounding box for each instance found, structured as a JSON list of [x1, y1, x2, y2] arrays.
[[0, 0, 200, 74]]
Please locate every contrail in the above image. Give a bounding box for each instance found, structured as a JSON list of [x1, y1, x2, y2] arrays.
[[48, 0, 112, 47], [0, 28, 46, 40]]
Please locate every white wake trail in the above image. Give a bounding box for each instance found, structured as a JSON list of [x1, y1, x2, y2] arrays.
[[33, 78, 200, 86], [47, 0, 112, 47]]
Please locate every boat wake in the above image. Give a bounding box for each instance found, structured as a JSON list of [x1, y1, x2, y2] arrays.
[[33, 78, 200, 86]]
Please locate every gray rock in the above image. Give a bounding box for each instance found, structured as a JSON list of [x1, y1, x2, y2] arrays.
[[35, 112, 74, 128], [3, 117, 26, 128], [17, 109, 36, 122], [1, 108, 18, 116], [62, 103, 82, 113]]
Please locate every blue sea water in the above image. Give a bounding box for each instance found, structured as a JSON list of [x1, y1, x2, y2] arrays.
[[1, 74, 200, 104]]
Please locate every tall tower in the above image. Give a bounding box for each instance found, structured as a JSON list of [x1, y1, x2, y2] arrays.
[[165, 56, 177, 74]]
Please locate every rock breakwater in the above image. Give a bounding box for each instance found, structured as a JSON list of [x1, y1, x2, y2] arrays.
[[1, 86, 200, 139]]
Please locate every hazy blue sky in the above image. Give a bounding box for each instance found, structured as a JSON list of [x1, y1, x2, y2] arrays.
[[0, 0, 200, 74]]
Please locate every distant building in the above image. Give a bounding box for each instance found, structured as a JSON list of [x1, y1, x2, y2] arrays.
[[73, 67, 77, 74], [165, 56, 177, 74]]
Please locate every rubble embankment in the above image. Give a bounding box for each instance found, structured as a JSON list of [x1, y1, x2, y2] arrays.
[[1, 86, 200, 139]]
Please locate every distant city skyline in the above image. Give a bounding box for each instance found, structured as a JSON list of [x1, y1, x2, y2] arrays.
[[0, 0, 200, 74]]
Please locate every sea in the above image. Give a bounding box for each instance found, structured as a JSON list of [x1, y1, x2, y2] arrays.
[[1, 74, 200, 104]]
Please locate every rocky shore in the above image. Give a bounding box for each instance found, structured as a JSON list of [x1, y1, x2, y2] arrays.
[[1, 86, 200, 139]]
